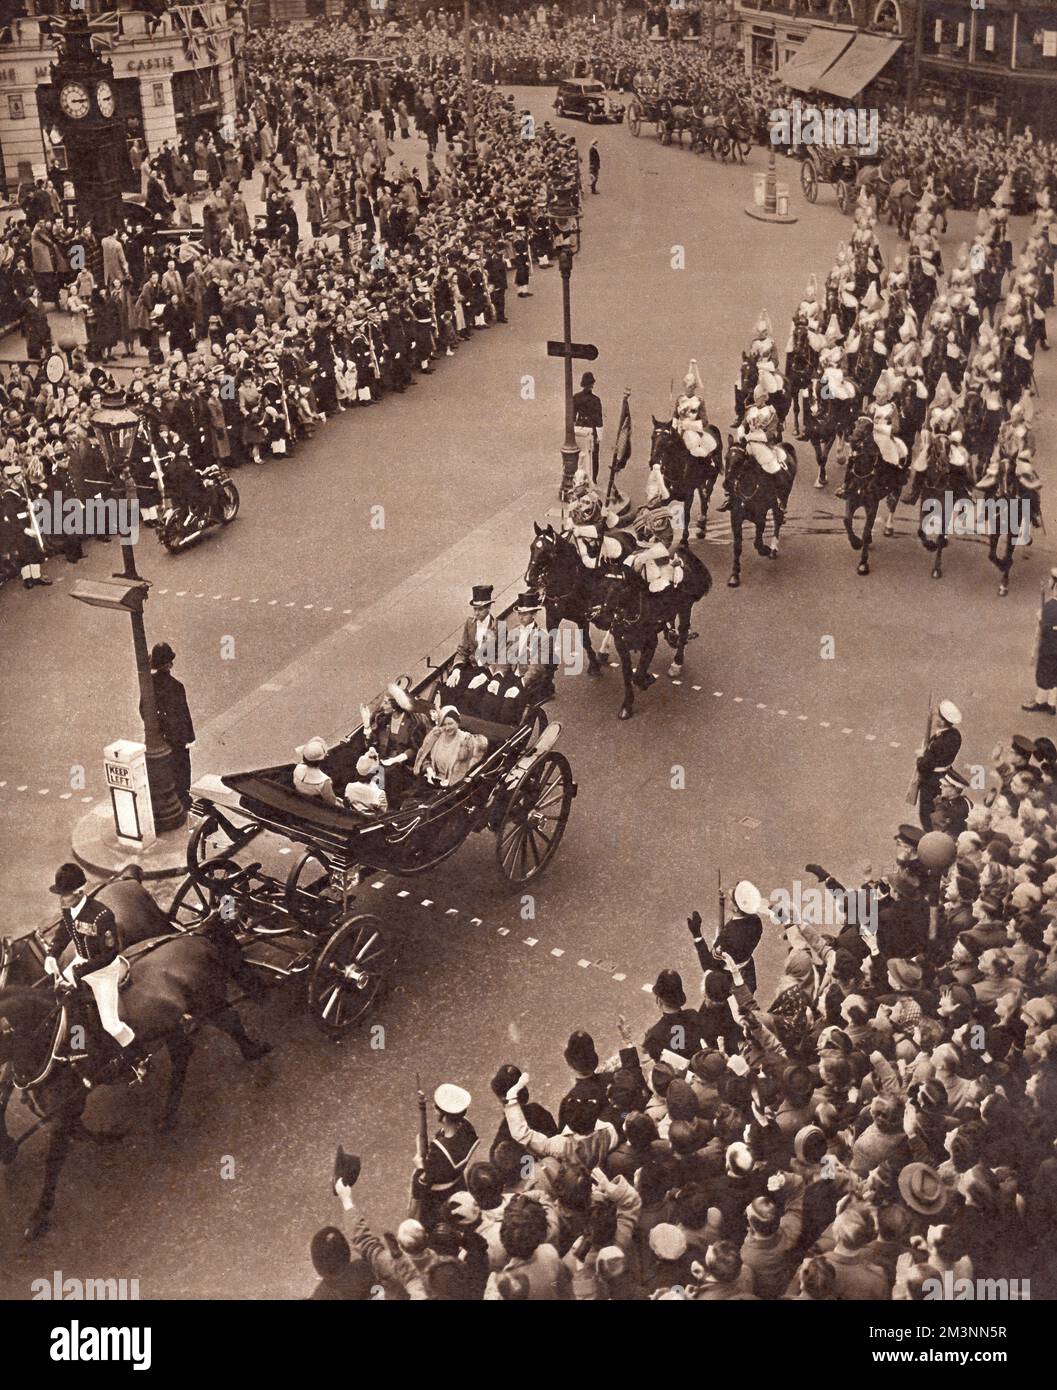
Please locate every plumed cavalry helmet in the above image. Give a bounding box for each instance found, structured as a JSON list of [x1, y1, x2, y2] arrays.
[[682, 357, 704, 395], [640, 506, 674, 539], [571, 495, 600, 525]]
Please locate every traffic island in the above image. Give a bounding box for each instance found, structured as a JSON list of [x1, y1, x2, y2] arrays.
[[72, 801, 190, 881], [745, 147, 798, 225]]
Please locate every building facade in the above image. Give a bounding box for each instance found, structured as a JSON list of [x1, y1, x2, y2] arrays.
[[735, 0, 1057, 133], [0, 2, 244, 197]]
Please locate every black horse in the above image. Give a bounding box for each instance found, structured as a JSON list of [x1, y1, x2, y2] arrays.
[[525, 523, 632, 677], [0, 877, 268, 1240], [724, 437, 798, 587], [785, 321, 816, 438], [841, 417, 906, 576], [647, 416, 723, 543], [961, 383, 1001, 479], [905, 432, 971, 580], [591, 548, 713, 719], [803, 377, 853, 488], [982, 452, 1038, 597]]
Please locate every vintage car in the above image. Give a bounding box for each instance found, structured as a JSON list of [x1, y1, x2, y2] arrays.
[[554, 78, 625, 124]]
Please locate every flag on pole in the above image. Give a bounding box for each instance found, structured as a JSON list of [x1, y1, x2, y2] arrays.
[[611, 390, 631, 473]]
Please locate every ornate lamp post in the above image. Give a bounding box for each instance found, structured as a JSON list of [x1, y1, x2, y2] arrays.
[[557, 244, 583, 502], [70, 399, 185, 833]]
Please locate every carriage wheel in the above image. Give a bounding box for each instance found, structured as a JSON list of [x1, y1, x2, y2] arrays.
[[628, 106, 641, 136], [186, 814, 258, 880], [285, 848, 334, 911], [836, 179, 851, 215], [308, 913, 389, 1038], [219, 481, 239, 525], [168, 871, 221, 929], [496, 751, 574, 888], [801, 160, 817, 204]]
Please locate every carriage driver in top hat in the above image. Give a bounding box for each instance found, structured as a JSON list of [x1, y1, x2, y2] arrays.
[[43, 862, 147, 1082]]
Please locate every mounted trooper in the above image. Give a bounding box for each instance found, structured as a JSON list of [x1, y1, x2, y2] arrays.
[[563, 488, 623, 569], [672, 358, 718, 459], [866, 369, 907, 467], [626, 504, 684, 593]]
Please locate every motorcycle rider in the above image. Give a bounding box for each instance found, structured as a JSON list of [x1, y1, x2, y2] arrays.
[[163, 433, 213, 533]]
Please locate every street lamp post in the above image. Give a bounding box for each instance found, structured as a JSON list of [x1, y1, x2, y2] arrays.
[[76, 400, 186, 834], [558, 245, 581, 502]]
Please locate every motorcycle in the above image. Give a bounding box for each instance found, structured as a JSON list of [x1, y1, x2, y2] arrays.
[[156, 463, 240, 554]]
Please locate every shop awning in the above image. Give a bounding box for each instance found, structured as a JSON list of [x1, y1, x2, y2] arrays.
[[812, 32, 902, 101], [776, 27, 856, 94]]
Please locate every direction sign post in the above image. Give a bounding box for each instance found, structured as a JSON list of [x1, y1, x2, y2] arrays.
[[553, 245, 598, 502]]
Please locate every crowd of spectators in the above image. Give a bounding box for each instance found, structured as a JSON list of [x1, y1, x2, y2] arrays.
[[310, 732, 1057, 1299]]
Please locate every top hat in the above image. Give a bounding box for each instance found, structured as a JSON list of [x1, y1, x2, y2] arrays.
[[470, 584, 493, 607], [516, 590, 541, 613], [580, 372, 595, 388]]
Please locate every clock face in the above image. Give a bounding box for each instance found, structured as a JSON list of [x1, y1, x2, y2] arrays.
[[96, 82, 115, 118], [59, 82, 91, 119]]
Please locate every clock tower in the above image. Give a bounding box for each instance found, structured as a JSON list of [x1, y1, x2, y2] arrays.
[[49, 17, 128, 235]]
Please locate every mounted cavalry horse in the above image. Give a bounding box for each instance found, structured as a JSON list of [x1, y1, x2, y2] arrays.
[[647, 415, 724, 542], [723, 434, 798, 587], [903, 430, 972, 581], [590, 509, 713, 720], [525, 522, 626, 677], [840, 416, 907, 576], [977, 448, 1040, 597], [0, 872, 268, 1240]]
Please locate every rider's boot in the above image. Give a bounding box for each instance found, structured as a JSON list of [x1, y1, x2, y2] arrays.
[[123, 1041, 151, 1086]]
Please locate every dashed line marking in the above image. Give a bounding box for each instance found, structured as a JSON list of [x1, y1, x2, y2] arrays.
[[691, 685, 702, 691], [865, 734, 876, 741], [396, 889, 410, 898], [551, 948, 564, 958], [420, 898, 434, 907], [523, 936, 538, 946], [278, 846, 291, 855], [38, 789, 49, 795], [819, 721, 830, 728], [470, 917, 483, 926], [445, 908, 459, 916], [756, 702, 767, 710], [59, 792, 72, 799], [578, 959, 591, 969], [713, 691, 723, 697], [157, 588, 169, 595], [497, 927, 509, 936], [16, 785, 27, 791], [641, 983, 653, 993], [842, 727, 853, 735], [671, 679, 682, 686], [798, 714, 808, 721], [372, 881, 385, 889]]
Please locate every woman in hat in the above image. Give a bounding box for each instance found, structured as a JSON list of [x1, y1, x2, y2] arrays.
[[413, 706, 488, 788]]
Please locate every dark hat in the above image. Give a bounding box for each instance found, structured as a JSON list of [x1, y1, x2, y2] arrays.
[[470, 583, 493, 607], [580, 371, 595, 387], [1012, 734, 1036, 757], [515, 590, 541, 614], [149, 641, 176, 671], [665, 1078, 700, 1121], [896, 823, 924, 846], [653, 968, 686, 1008], [1034, 737, 1057, 763], [564, 1030, 599, 1074], [50, 862, 87, 896], [690, 1049, 727, 1082]]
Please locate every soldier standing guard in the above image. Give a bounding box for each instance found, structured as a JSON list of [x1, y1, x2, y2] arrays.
[[145, 642, 196, 810], [916, 699, 963, 829], [687, 879, 766, 996], [573, 371, 603, 482], [1024, 568, 1057, 716], [411, 1083, 478, 1229]]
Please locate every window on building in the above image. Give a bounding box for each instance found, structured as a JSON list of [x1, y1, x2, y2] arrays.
[[871, 0, 902, 34]]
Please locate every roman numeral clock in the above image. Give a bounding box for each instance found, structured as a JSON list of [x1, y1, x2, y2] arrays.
[[49, 17, 128, 234]]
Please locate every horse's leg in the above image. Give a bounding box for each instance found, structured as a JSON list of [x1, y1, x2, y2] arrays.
[[582, 620, 604, 675], [883, 486, 898, 536], [932, 521, 946, 579], [210, 1005, 272, 1061], [729, 510, 742, 587], [998, 534, 1013, 597], [682, 493, 692, 546], [694, 481, 710, 539], [768, 501, 785, 559], [858, 497, 877, 575], [24, 1094, 86, 1240], [635, 631, 659, 688], [844, 496, 863, 551], [753, 509, 771, 557], [0, 1069, 16, 1167], [617, 639, 636, 721], [668, 604, 692, 675], [159, 1029, 195, 1135]]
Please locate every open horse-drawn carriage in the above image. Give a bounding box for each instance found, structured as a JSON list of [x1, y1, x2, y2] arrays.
[[800, 146, 880, 215], [627, 87, 688, 142], [0, 666, 574, 1237], [173, 693, 574, 1038]]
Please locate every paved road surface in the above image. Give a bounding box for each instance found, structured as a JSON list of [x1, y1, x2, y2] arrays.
[[1, 88, 1054, 1295]]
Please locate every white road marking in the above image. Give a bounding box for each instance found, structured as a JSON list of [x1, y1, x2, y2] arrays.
[[842, 728, 853, 734], [756, 702, 767, 709], [523, 937, 538, 946], [396, 890, 410, 898], [445, 908, 459, 916], [578, 959, 591, 968], [421, 899, 434, 907], [497, 927, 509, 936], [16, 785, 27, 791], [372, 881, 384, 889], [551, 948, 564, 957], [470, 917, 482, 926], [820, 721, 830, 728], [865, 734, 876, 741]]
